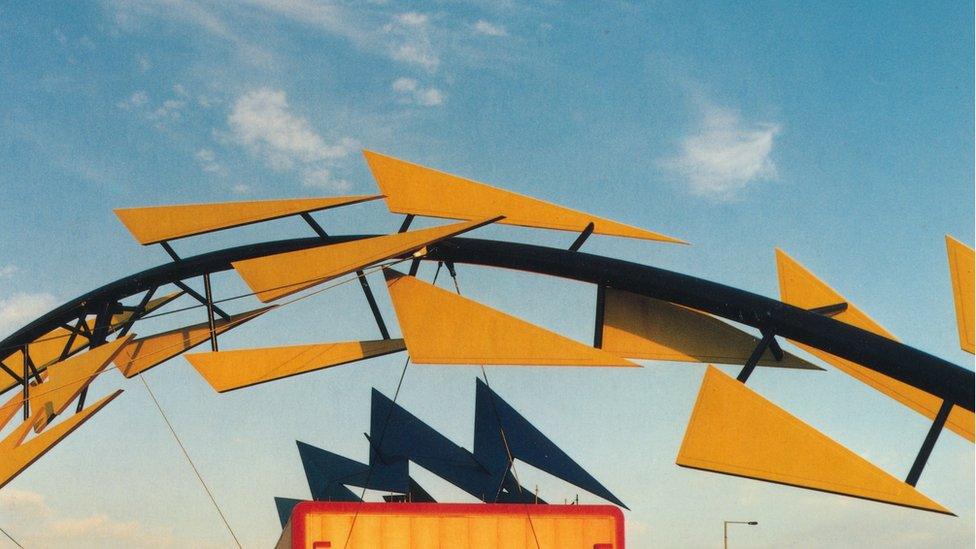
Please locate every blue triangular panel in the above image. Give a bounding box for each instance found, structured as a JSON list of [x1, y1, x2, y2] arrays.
[[370, 389, 497, 500], [274, 497, 305, 528], [473, 379, 627, 508]]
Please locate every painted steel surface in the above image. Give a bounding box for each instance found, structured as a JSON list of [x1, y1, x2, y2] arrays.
[[28, 335, 131, 432], [600, 288, 818, 370], [0, 390, 122, 489], [384, 270, 637, 367], [677, 366, 950, 514], [115, 195, 381, 245], [364, 149, 685, 244], [946, 235, 974, 354], [187, 339, 405, 392], [776, 249, 974, 441], [113, 307, 272, 377], [233, 218, 498, 303], [282, 502, 624, 549]]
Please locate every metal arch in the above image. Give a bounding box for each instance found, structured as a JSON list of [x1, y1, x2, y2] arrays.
[[0, 235, 972, 411]]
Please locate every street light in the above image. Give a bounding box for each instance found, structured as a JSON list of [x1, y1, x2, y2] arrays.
[[724, 520, 758, 549]]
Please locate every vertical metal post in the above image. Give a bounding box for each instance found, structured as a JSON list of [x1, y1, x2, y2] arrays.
[[203, 274, 218, 352], [21, 356, 29, 421], [593, 285, 606, 348]]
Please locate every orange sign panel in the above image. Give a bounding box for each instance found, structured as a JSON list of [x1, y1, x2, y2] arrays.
[[364, 150, 686, 244], [385, 271, 637, 368], [776, 249, 974, 442], [677, 366, 951, 515]]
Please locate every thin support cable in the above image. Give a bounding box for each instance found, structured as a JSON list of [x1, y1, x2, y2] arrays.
[[0, 525, 24, 548], [139, 375, 243, 549]]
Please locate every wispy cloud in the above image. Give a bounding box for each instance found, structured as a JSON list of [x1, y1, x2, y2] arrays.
[[473, 20, 507, 37], [117, 90, 149, 110], [194, 148, 226, 177], [227, 88, 358, 190], [0, 265, 17, 279], [392, 77, 444, 107], [0, 292, 58, 338], [662, 102, 781, 200]]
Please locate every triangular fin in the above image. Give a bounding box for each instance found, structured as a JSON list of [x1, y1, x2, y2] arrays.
[[946, 235, 974, 354]]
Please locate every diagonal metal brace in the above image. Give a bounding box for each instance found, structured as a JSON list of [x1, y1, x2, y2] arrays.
[[905, 399, 953, 486], [173, 280, 230, 321], [737, 329, 777, 383], [357, 271, 390, 340], [569, 222, 595, 252]]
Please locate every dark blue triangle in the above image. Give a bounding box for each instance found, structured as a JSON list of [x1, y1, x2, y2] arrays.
[[273, 497, 305, 528], [473, 379, 627, 509], [370, 389, 496, 500]]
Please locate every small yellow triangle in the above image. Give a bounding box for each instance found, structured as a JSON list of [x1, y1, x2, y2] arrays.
[[946, 235, 974, 354], [363, 150, 686, 244], [385, 271, 637, 367], [601, 288, 819, 370], [775, 249, 974, 442], [677, 366, 952, 515], [29, 335, 132, 432], [187, 339, 406, 392], [115, 195, 381, 245], [114, 308, 271, 378], [233, 218, 498, 303], [0, 389, 122, 489]]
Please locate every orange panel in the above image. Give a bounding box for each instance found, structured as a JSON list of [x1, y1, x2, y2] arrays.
[[601, 288, 820, 370], [187, 338, 405, 392], [0, 389, 122, 489], [233, 218, 499, 303], [115, 195, 382, 245], [385, 271, 637, 367], [946, 235, 975, 354], [364, 150, 687, 244], [677, 366, 951, 515], [114, 308, 272, 378], [29, 335, 132, 432], [776, 249, 974, 442]]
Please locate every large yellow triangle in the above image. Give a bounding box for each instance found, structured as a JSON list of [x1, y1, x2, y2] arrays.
[[115, 195, 382, 245], [677, 366, 951, 514], [776, 249, 974, 442], [187, 339, 406, 393], [385, 271, 637, 367], [29, 335, 132, 432], [0, 390, 122, 489], [233, 218, 498, 303], [946, 235, 974, 354], [363, 150, 686, 244], [114, 307, 272, 377], [601, 288, 820, 370]]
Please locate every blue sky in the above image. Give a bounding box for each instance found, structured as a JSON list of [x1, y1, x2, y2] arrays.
[[0, 1, 973, 547]]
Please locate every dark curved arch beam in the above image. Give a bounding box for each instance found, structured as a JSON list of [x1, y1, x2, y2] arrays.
[[1, 236, 972, 411]]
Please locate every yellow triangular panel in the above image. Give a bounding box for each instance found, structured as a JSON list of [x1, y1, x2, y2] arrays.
[[601, 288, 820, 370], [385, 271, 637, 367], [114, 308, 272, 378], [187, 339, 406, 393], [29, 335, 132, 432], [0, 390, 24, 432], [233, 218, 498, 303], [946, 235, 974, 354], [115, 195, 382, 245], [111, 290, 184, 326], [363, 150, 686, 244], [0, 390, 122, 489], [677, 366, 951, 515], [776, 249, 974, 442]]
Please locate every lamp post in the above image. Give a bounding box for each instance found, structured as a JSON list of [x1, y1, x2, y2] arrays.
[[723, 520, 758, 549]]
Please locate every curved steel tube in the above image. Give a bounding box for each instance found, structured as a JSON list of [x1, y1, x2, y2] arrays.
[[1, 235, 972, 410]]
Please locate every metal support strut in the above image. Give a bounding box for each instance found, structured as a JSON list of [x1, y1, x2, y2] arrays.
[[160, 241, 181, 262], [357, 271, 390, 340], [905, 399, 953, 486], [737, 330, 777, 383], [174, 280, 230, 321], [569, 222, 595, 252], [301, 212, 328, 238], [398, 214, 415, 233], [203, 274, 218, 352], [593, 284, 606, 348]]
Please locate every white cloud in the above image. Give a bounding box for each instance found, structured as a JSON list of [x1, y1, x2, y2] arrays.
[[473, 20, 507, 37], [0, 292, 58, 338], [661, 103, 780, 200], [228, 88, 359, 188], [392, 77, 444, 107], [137, 55, 152, 72], [0, 265, 17, 278], [383, 12, 439, 71], [396, 12, 428, 26], [195, 148, 226, 177], [117, 90, 149, 110]]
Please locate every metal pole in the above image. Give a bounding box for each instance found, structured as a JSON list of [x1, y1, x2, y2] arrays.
[[203, 274, 218, 352]]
